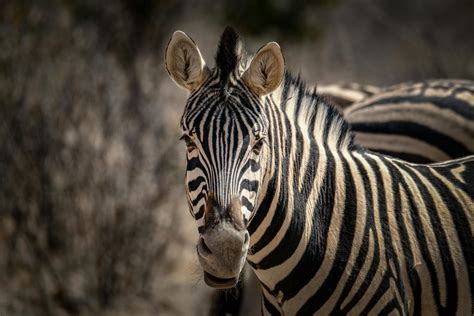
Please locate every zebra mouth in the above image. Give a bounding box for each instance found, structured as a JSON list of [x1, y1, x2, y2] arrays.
[[203, 271, 238, 289]]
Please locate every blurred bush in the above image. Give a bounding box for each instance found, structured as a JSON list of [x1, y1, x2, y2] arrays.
[[0, 1, 198, 315], [217, 0, 337, 41]]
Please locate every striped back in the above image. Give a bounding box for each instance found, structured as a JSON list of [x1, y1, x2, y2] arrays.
[[317, 82, 381, 110], [344, 80, 474, 163]]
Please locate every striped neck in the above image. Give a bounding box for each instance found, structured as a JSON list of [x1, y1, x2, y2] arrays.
[[275, 73, 353, 150], [246, 72, 356, 306]]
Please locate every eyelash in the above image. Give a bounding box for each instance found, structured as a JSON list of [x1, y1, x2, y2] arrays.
[[180, 134, 197, 152]]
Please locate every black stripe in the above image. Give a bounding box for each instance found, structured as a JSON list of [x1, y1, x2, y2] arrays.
[[354, 95, 474, 119], [385, 160, 424, 314], [256, 107, 307, 269], [335, 155, 374, 313], [186, 157, 201, 171], [192, 192, 206, 207], [249, 106, 292, 255], [368, 149, 434, 164], [270, 118, 325, 300], [366, 156, 410, 310], [188, 176, 205, 192], [351, 121, 470, 159], [298, 149, 358, 314], [240, 179, 259, 193], [247, 98, 281, 234], [262, 294, 281, 315], [195, 205, 204, 219], [241, 196, 253, 211], [378, 298, 401, 316], [395, 162, 459, 313], [360, 270, 392, 315], [423, 165, 474, 294]]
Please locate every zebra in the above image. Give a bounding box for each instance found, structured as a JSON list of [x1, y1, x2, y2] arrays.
[[211, 79, 474, 315], [343, 80, 474, 163], [317, 82, 381, 111], [165, 27, 473, 315], [306, 80, 474, 163]]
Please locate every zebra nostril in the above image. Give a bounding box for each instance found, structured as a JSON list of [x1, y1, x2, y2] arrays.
[[200, 237, 212, 255], [243, 232, 249, 244]]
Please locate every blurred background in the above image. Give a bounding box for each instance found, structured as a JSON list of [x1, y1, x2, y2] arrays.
[[1, 0, 473, 315]]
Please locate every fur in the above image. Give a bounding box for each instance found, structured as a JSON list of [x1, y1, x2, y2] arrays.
[[215, 26, 242, 85]]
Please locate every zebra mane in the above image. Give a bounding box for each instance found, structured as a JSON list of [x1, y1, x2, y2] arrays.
[[215, 26, 243, 85], [279, 72, 355, 149], [213, 28, 353, 149]]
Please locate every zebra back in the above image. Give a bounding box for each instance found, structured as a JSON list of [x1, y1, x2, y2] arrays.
[[344, 80, 474, 163], [317, 82, 381, 111]]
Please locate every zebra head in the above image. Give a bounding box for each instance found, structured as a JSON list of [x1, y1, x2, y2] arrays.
[[165, 27, 285, 288]]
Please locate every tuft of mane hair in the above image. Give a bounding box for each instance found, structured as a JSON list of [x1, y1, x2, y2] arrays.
[[282, 71, 355, 150], [215, 26, 242, 85]]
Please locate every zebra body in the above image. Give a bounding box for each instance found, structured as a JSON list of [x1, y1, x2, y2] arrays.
[[317, 82, 381, 110], [248, 76, 473, 315], [165, 28, 473, 315], [344, 80, 474, 163], [213, 79, 474, 315]]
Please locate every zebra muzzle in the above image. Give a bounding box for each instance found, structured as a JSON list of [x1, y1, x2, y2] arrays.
[[196, 221, 249, 289]]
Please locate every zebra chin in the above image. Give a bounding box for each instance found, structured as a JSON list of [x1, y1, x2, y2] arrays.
[[198, 250, 247, 289], [203, 272, 239, 289]]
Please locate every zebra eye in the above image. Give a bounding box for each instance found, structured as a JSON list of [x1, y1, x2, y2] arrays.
[[180, 134, 197, 152], [252, 138, 265, 155]]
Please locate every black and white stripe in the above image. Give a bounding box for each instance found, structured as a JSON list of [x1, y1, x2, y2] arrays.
[[182, 75, 267, 231], [344, 80, 474, 163], [317, 82, 381, 111], [246, 74, 473, 315], [234, 78, 474, 314], [166, 28, 473, 315]]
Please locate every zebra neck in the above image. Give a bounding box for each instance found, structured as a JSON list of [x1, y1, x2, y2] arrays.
[[248, 72, 354, 238], [247, 134, 353, 306], [246, 74, 357, 301]]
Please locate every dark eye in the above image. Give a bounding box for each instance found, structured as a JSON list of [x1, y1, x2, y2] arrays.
[[252, 138, 265, 154], [180, 134, 197, 152]]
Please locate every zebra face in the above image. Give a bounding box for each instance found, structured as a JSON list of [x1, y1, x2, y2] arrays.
[[165, 28, 284, 288], [181, 88, 268, 224], [180, 89, 268, 287]]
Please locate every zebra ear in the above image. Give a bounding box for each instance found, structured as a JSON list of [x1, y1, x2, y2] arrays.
[[242, 42, 285, 96], [165, 31, 209, 92]]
